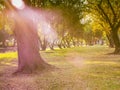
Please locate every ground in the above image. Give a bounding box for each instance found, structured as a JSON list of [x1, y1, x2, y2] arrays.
[[0, 45, 120, 90]]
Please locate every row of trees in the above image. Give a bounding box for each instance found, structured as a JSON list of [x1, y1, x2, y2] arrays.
[[0, 8, 15, 48], [0, 0, 105, 49], [19, 0, 120, 53], [85, 0, 120, 53], [0, 0, 119, 73]]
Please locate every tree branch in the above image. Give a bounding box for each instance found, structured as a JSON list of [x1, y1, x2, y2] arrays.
[[107, 0, 116, 18], [97, 3, 112, 28]]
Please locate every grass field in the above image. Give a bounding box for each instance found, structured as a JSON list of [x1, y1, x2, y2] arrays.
[[0, 45, 120, 90]]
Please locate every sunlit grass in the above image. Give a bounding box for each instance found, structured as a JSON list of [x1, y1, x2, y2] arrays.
[[86, 61, 117, 65], [0, 52, 17, 66], [39, 46, 120, 90], [0, 52, 17, 60], [0, 46, 120, 90]]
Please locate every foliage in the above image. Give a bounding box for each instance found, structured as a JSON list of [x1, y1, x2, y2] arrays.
[[1, 0, 119, 51], [0, 30, 9, 42], [85, 0, 120, 53]]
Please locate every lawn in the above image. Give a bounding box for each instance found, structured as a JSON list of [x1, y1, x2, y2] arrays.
[[0, 45, 120, 90]]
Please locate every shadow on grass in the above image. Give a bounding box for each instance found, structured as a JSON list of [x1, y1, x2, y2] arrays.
[[45, 51, 54, 53]]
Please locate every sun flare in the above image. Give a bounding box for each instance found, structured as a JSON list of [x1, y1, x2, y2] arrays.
[[11, 0, 25, 9]]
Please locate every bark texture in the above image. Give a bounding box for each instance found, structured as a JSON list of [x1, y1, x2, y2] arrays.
[[112, 29, 120, 54]]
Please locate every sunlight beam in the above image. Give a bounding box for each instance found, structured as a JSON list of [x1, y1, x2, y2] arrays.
[[11, 0, 25, 9]]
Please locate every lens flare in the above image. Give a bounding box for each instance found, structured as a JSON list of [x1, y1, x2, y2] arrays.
[[8, 1, 59, 47], [11, 0, 25, 9]]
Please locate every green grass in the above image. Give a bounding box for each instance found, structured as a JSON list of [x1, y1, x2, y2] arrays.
[[0, 46, 120, 90], [0, 52, 17, 66], [40, 46, 120, 90], [0, 52, 17, 60]]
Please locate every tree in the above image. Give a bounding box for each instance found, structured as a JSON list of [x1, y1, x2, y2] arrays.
[[0, 29, 9, 47], [24, 0, 85, 48], [5, 0, 50, 73], [86, 0, 120, 54], [0, 5, 14, 48]]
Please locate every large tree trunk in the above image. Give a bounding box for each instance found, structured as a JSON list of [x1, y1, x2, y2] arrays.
[[112, 29, 120, 54], [13, 10, 50, 73]]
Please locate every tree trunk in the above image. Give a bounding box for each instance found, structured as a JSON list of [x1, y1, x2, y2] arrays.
[[14, 10, 50, 73], [2, 40, 6, 48], [112, 29, 120, 54], [106, 34, 114, 48], [39, 37, 47, 51], [49, 43, 54, 50]]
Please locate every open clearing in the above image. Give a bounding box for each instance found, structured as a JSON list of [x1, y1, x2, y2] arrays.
[[0, 46, 120, 90]]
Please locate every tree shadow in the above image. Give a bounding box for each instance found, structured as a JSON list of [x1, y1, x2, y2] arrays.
[[45, 51, 54, 53], [105, 52, 120, 55]]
